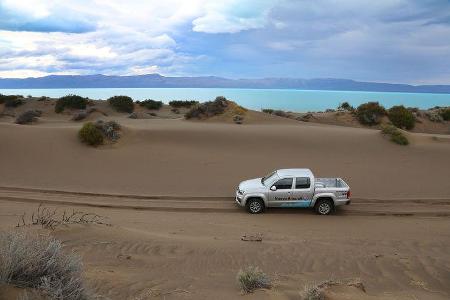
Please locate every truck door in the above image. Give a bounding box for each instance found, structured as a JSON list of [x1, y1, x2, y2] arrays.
[[268, 178, 293, 207], [288, 177, 314, 207]]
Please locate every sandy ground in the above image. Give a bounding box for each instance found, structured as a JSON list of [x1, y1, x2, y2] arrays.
[[1, 99, 450, 299]]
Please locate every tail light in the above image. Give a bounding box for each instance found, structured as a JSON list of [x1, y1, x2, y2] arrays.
[[347, 190, 351, 198]]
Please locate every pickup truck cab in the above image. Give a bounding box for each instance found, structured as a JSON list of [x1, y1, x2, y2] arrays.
[[235, 169, 350, 215]]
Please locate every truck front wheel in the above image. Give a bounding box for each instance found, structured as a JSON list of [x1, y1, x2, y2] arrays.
[[315, 199, 333, 215], [246, 198, 265, 214]]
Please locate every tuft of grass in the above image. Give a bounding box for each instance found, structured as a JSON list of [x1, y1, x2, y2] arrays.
[[0, 231, 90, 300], [236, 266, 271, 293]]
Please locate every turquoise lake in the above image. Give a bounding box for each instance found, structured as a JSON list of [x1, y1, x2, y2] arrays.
[[1, 88, 449, 112]]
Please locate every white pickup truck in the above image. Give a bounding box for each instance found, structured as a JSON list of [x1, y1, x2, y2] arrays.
[[235, 169, 351, 215]]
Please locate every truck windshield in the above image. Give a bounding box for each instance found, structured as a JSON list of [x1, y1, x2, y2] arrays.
[[261, 171, 278, 186]]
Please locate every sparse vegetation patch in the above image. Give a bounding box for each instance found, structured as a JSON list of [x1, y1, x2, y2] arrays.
[[356, 101, 386, 125], [185, 96, 229, 119], [236, 266, 271, 293], [338, 102, 354, 112], [440, 107, 450, 121], [108, 95, 134, 113]]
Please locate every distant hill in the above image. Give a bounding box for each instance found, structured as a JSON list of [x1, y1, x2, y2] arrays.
[[1, 74, 450, 93]]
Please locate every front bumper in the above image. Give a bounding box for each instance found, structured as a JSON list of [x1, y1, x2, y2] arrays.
[[235, 190, 244, 206]]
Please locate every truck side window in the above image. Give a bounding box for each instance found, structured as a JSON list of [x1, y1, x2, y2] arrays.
[[273, 178, 293, 190], [295, 177, 310, 189]]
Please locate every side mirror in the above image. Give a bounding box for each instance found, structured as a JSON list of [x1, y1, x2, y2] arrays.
[[270, 186, 277, 191]]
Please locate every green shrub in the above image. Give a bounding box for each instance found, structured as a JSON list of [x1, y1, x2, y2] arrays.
[[262, 109, 274, 114], [356, 102, 386, 125], [440, 108, 450, 121], [338, 101, 354, 111], [388, 105, 416, 130], [380, 124, 409, 145], [169, 100, 199, 108], [185, 96, 228, 119], [108, 95, 134, 113], [55, 95, 88, 113], [236, 266, 271, 293], [140, 99, 163, 110], [390, 131, 409, 145], [78, 122, 104, 146]]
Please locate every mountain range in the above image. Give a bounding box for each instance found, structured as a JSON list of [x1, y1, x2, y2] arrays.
[[1, 74, 450, 93]]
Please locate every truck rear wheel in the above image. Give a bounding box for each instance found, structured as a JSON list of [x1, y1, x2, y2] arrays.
[[246, 198, 265, 214], [315, 199, 333, 215]]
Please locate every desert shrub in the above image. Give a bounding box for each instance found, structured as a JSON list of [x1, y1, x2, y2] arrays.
[[55, 95, 88, 113], [185, 96, 229, 119], [262, 109, 274, 114], [171, 108, 180, 114], [338, 102, 354, 111], [128, 112, 138, 119], [272, 110, 289, 118], [148, 112, 157, 117], [232, 105, 247, 115], [356, 102, 386, 125], [0, 94, 23, 105], [440, 108, 450, 121], [95, 120, 121, 142], [425, 111, 443, 122], [169, 100, 199, 108], [15, 110, 42, 125], [390, 131, 409, 145], [0, 231, 90, 300], [139, 99, 163, 110], [387, 105, 416, 130], [236, 266, 271, 293], [38, 96, 49, 101], [78, 122, 104, 146], [233, 115, 244, 124], [71, 111, 88, 121], [380, 124, 409, 145], [108, 96, 134, 113]]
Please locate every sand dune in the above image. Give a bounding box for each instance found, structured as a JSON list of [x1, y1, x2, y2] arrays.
[[1, 102, 449, 299]]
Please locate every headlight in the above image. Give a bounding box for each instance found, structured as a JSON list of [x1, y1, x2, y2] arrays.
[[238, 189, 244, 195]]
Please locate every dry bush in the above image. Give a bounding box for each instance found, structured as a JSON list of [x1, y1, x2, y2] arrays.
[[71, 111, 88, 121], [0, 231, 90, 300], [233, 115, 244, 124], [301, 279, 364, 300], [94, 120, 121, 142], [440, 108, 450, 121], [17, 205, 109, 230], [16, 110, 42, 125], [338, 102, 354, 112], [236, 266, 271, 293], [261, 109, 274, 114]]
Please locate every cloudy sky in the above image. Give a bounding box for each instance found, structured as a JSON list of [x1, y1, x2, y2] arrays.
[[0, 0, 449, 84]]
